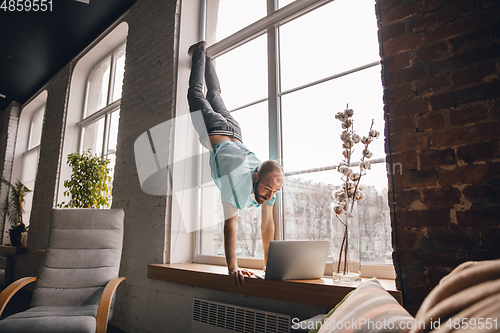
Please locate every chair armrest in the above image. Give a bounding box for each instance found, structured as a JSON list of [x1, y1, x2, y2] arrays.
[[95, 277, 126, 333], [0, 276, 37, 317]]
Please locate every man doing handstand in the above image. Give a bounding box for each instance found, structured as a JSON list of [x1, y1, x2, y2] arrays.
[[187, 41, 284, 287]]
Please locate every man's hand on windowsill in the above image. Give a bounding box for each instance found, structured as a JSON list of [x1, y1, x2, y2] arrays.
[[229, 266, 258, 287]]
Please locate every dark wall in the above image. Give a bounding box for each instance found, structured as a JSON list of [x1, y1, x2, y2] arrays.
[[376, 0, 500, 314]]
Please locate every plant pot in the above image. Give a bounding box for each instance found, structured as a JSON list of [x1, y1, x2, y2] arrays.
[[9, 232, 22, 247]]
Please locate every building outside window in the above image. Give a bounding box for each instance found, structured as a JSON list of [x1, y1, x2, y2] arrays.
[[80, 43, 125, 177], [187, 0, 393, 275]]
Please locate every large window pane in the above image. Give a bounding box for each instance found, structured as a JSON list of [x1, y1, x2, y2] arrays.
[[81, 117, 105, 156], [200, 185, 224, 256], [21, 148, 39, 226], [105, 110, 120, 176], [232, 102, 269, 161], [281, 65, 385, 173], [236, 205, 264, 259], [85, 57, 111, 117], [283, 171, 334, 243], [279, 0, 380, 91], [207, 0, 267, 44], [283, 164, 391, 265], [111, 47, 126, 103], [215, 36, 268, 111], [355, 162, 392, 265], [28, 107, 44, 150], [200, 184, 264, 259]]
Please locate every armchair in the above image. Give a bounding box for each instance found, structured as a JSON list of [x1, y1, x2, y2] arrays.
[[0, 208, 126, 333]]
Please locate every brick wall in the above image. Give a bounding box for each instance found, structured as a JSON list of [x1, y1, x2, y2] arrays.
[[109, 0, 180, 331], [14, 64, 73, 280], [0, 102, 20, 238], [376, 0, 500, 314]]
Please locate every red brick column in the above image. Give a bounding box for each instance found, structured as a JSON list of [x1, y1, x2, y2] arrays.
[[376, 0, 500, 314]]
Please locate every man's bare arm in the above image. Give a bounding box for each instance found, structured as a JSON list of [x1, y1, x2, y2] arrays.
[[261, 203, 275, 267], [223, 202, 254, 287]]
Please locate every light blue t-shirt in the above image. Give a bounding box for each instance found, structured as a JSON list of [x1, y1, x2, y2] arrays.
[[209, 140, 276, 210]]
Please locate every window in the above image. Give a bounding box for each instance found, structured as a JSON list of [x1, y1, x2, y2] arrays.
[[58, 22, 128, 208], [80, 43, 125, 177], [180, 0, 393, 276], [4, 90, 47, 244], [21, 106, 45, 224]]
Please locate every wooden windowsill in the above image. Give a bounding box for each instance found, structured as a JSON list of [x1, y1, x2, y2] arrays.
[[0, 245, 27, 255], [148, 263, 401, 308]]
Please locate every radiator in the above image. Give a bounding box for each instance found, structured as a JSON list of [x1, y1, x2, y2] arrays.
[[192, 298, 291, 333]]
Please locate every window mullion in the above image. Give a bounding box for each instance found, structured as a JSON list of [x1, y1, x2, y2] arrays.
[[195, 0, 208, 258], [199, 0, 207, 41], [78, 99, 121, 127], [102, 113, 111, 158], [267, 0, 283, 240], [107, 52, 117, 106]]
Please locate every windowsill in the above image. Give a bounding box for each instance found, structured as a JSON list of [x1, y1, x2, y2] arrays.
[[0, 245, 27, 255], [148, 263, 401, 308]]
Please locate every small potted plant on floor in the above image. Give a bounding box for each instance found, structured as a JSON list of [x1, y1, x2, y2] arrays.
[[1, 178, 32, 247]]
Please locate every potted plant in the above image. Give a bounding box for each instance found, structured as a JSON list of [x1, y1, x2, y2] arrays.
[[58, 150, 112, 208], [1, 178, 32, 247], [331, 106, 379, 282]]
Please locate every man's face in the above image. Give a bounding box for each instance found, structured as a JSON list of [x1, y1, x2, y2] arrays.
[[253, 172, 284, 204]]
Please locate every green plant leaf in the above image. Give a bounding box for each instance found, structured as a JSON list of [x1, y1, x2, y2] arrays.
[[60, 150, 112, 209]]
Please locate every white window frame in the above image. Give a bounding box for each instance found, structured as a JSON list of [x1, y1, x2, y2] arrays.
[[172, 0, 394, 279], [57, 22, 128, 208], [79, 43, 125, 160]]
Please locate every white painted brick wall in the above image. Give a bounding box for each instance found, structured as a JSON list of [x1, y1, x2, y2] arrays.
[[110, 0, 179, 331], [14, 63, 73, 281]]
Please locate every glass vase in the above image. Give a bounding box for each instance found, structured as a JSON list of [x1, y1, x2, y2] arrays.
[[331, 202, 361, 282]]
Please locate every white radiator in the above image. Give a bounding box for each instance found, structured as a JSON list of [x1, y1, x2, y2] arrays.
[[191, 298, 291, 333]]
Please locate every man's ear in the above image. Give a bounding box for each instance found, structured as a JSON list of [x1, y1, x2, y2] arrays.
[[252, 172, 259, 184]]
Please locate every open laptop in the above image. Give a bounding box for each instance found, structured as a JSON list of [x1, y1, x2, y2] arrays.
[[259, 240, 330, 280]]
